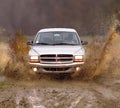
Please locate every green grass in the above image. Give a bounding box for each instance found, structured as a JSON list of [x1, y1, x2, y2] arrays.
[[0, 83, 8, 90], [0, 83, 14, 90]]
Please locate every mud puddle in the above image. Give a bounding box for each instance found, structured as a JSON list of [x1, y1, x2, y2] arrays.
[[0, 78, 120, 108]]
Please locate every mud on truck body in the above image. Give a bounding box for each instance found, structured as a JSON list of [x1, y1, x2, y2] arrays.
[[27, 28, 88, 74]]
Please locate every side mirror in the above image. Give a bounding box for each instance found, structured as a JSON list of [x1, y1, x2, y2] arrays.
[[27, 41, 33, 45], [81, 40, 88, 45]]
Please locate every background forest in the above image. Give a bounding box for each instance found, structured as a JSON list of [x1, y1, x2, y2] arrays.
[[0, 0, 120, 36]]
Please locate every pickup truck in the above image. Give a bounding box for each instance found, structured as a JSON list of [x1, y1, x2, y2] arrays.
[[27, 28, 87, 74]]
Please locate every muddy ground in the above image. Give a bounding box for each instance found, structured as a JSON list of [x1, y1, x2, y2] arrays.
[[0, 75, 120, 108]]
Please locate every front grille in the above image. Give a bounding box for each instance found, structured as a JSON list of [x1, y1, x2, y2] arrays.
[[44, 67, 70, 71], [40, 54, 73, 64]]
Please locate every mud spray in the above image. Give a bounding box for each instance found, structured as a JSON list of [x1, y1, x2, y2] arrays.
[[91, 26, 120, 79], [0, 38, 35, 80], [0, 42, 11, 74], [0, 25, 120, 80]]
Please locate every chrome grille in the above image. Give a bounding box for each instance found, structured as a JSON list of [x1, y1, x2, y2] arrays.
[[40, 54, 73, 64]]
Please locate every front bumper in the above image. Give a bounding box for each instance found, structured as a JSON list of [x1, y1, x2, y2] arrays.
[[29, 62, 84, 73]]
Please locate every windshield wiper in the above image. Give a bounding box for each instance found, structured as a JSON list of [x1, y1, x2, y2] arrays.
[[35, 43, 52, 45], [53, 42, 77, 45], [35, 42, 78, 45]]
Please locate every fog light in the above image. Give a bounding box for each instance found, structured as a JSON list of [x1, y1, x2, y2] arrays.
[[76, 67, 81, 72], [33, 67, 38, 72]]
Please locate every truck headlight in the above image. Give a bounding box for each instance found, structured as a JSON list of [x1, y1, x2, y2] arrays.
[[29, 56, 40, 63], [74, 55, 84, 62]]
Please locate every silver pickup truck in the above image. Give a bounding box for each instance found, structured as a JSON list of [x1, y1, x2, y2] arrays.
[[27, 28, 87, 74]]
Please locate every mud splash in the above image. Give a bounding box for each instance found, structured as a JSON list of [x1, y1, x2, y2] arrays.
[[0, 42, 11, 74], [0, 26, 120, 80], [91, 27, 120, 78]]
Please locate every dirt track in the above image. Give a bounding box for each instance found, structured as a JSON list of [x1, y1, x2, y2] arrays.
[[0, 76, 120, 108]]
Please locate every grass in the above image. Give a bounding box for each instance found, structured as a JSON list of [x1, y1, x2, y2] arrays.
[[0, 83, 9, 90], [0, 81, 16, 90]]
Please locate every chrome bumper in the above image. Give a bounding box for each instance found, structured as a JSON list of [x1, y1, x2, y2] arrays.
[[29, 62, 84, 73]]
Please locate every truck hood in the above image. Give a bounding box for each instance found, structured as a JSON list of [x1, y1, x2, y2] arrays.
[[30, 45, 85, 55]]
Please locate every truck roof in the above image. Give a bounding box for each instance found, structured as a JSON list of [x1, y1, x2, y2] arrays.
[[38, 28, 76, 33]]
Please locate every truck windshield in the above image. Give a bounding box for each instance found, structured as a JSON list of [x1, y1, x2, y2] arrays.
[[34, 32, 80, 45]]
